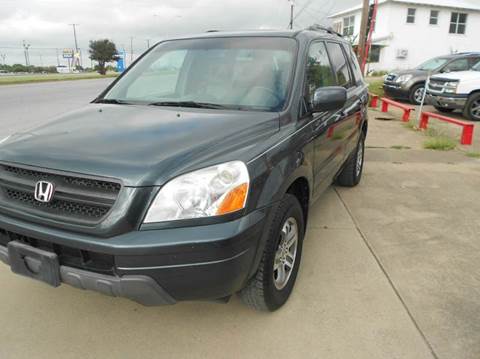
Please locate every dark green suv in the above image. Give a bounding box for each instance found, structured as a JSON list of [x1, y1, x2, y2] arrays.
[[0, 29, 368, 311]]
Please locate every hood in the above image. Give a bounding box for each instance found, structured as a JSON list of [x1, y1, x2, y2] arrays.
[[0, 104, 279, 186], [431, 70, 480, 82], [390, 69, 427, 77]]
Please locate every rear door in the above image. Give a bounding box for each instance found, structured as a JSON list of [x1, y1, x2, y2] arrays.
[[302, 41, 345, 198], [325, 41, 364, 164]]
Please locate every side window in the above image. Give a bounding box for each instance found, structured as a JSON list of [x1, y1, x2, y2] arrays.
[[468, 57, 480, 68], [443, 58, 469, 72], [343, 43, 363, 83], [326, 42, 352, 88], [305, 42, 336, 105]]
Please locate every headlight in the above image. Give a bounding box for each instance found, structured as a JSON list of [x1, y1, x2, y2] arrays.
[[144, 161, 250, 223], [0, 135, 11, 145], [396, 74, 413, 83], [444, 81, 459, 94]]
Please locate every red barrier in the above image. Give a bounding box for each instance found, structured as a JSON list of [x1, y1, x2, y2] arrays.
[[420, 111, 475, 146], [380, 98, 414, 122], [369, 93, 379, 108]]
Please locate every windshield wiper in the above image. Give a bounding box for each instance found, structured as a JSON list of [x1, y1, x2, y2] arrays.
[[94, 98, 131, 105], [148, 101, 230, 109]]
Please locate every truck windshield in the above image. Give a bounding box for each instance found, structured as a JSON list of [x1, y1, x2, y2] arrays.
[[103, 37, 297, 112], [416, 57, 449, 71]]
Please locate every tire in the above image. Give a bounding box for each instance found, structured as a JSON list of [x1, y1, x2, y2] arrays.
[[463, 93, 480, 121], [409, 83, 425, 105], [434, 106, 454, 114], [239, 194, 305, 311], [336, 133, 365, 187]]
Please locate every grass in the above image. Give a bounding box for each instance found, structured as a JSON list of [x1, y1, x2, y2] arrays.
[[422, 126, 457, 151], [423, 137, 457, 151], [0, 72, 119, 85], [403, 121, 417, 130], [465, 152, 480, 158], [365, 79, 384, 98]]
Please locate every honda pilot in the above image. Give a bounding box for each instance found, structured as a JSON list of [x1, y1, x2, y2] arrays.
[[0, 29, 368, 311]]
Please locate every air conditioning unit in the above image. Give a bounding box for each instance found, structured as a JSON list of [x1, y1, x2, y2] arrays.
[[396, 49, 409, 59]]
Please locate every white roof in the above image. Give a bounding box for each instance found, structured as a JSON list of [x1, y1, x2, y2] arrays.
[[329, 0, 480, 18]]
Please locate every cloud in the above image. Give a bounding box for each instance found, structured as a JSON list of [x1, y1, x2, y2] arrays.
[[0, 0, 357, 65]]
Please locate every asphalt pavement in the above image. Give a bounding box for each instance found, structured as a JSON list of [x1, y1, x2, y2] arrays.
[[0, 78, 114, 137], [0, 80, 479, 358]]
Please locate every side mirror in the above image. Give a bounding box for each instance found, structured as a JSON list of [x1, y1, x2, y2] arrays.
[[312, 86, 347, 112]]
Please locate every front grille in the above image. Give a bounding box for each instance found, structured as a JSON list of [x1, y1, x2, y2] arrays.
[[0, 228, 115, 274], [0, 164, 121, 225], [2, 165, 121, 193], [428, 78, 451, 94]]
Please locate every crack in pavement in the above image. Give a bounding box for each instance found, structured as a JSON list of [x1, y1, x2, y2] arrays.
[[334, 187, 440, 359]]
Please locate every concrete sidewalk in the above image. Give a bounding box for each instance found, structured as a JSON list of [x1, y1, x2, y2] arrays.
[[338, 115, 480, 359]]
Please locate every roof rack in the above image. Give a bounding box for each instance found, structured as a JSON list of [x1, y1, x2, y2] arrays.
[[306, 24, 343, 38]]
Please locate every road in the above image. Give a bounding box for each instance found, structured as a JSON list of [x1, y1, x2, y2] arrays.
[[0, 80, 479, 359], [0, 78, 113, 137]]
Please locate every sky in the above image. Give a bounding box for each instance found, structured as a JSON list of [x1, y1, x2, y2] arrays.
[[0, 0, 358, 67]]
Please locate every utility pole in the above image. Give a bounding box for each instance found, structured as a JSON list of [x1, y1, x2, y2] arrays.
[[146, 39, 150, 49], [55, 48, 60, 66], [0, 54, 6, 66], [130, 37, 134, 66], [69, 24, 80, 67], [22, 40, 31, 67], [288, 0, 295, 29], [358, 0, 370, 68]]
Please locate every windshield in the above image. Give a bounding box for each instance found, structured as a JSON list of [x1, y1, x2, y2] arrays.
[[416, 57, 449, 71], [473, 61, 480, 71], [103, 37, 297, 111]]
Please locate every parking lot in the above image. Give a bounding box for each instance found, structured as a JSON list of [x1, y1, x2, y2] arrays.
[[1, 80, 479, 359]]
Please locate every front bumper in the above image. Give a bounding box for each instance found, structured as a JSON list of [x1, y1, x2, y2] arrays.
[[0, 245, 175, 305], [426, 93, 467, 110], [383, 83, 410, 99], [0, 207, 271, 305]]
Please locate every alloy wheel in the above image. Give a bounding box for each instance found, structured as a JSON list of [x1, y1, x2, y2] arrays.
[[356, 141, 364, 177], [414, 87, 425, 104], [471, 99, 480, 120], [273, 217, 299, 290]]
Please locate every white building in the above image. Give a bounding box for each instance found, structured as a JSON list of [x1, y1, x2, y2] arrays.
[[329, 0, 480, 71]]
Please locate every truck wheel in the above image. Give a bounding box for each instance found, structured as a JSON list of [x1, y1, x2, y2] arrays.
[[336, 133, 365, 187], [409, 84, 425, 105], [463, 93, 480, 121], [239, 194, 304, 311], [434, 106, 454, 114]]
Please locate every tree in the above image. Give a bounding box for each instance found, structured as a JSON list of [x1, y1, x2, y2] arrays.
[[88, 39, 119, 75]]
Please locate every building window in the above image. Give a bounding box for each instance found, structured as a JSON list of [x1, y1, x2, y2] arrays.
[[407, 8, 416, 23], [430, 10, 439, 25], [343, 16, 355, 36], [450, 12, 467, 34], [369, 45, 381, 63], [333, 21, 342, 34]]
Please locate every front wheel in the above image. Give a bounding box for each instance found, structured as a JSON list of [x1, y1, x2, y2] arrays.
[[239, 194, 305, 311], [463, 93, 480, 121], [409, 84, 425, 105]]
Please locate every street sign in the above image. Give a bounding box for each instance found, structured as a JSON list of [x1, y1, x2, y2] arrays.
[[62, 48, 74, 59]]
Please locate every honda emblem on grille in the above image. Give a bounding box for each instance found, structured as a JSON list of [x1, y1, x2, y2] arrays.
[[34, 181, 55, 203]]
